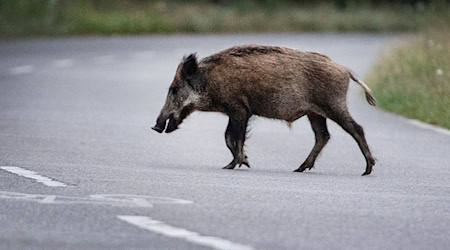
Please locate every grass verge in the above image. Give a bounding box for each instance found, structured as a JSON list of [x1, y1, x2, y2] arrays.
[[1, 1, 450, 37], [366, 30, 450, 129]]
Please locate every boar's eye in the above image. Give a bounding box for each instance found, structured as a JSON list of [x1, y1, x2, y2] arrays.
[[170, 87, 179, 95]]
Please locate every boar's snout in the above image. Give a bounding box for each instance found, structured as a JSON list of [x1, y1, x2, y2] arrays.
[[152, 114, 181, 134], [152, 115, 168, 133], [151, 124, 165, 133]]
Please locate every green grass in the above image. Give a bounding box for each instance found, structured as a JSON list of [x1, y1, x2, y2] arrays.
[[367, 30, 450, 129], [1, 1, 450, 37]]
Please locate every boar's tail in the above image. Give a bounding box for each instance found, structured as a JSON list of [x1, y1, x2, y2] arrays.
[[348, 70, 377, 106]]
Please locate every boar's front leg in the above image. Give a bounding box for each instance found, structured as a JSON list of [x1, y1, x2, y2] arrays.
[[294, 113, 330, 172], [223, 116, 250, 169]]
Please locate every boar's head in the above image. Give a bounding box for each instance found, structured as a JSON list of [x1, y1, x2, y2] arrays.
[[152, 53, 202, 133]]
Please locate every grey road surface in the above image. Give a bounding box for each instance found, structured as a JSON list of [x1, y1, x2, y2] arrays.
[[0, 34, 449, 250]]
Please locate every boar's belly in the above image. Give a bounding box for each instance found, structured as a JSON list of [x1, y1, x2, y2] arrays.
[[249, 85, 309, 121], [250, 99, 310, 122]]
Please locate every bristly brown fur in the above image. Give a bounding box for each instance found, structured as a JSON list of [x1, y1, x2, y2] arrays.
[[221, 45, 286, 57], [201, 45, 286, 65]]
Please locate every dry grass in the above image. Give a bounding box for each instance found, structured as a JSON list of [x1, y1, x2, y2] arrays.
[[367, 29, 450, 129]]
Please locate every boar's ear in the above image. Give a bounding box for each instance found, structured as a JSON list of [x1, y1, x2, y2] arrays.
[[181, 53, 198, 80]]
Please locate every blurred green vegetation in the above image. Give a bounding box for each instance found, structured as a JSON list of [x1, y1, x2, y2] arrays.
[[367, 28, 450, 129], [0, 0, 449, 36]]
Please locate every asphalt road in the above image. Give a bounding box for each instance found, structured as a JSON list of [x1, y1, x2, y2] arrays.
[[0, 34, 449, 250]]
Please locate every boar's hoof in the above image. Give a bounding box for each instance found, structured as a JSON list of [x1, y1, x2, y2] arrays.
[[238, 160, 250, 168], [223, 162, 237, 170], [293, 163, 313, 172], [152, 126, 164, 133], [361, 167, 372, 176], [223, 157, 250, 170]]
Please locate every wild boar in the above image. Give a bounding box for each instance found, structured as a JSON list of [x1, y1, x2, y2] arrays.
[[152, 45, 376, 176]]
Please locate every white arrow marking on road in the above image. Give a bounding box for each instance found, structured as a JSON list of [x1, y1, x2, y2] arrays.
[[0, 191, 193, 207], [117, 216, 255, 250], [0, 166, 67, 187], [41, 195, 57, 203], [9, 65, 35, 75]]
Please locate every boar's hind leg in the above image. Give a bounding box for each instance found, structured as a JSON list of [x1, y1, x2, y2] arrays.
[[294, 113, 330, 173], [329, 109, 375, 176], [223, 117, 250, 170]]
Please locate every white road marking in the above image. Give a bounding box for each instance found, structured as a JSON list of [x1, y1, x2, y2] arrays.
[[0, 166, 67, 187], [89, 194, 193, 205], [0, 191, 193, 207], [52, 59, 75, 69], [117, 216, 255, 250], [130, 197, 152, 207], [41, 195, 56, 203], [9, 65, 35, 75]]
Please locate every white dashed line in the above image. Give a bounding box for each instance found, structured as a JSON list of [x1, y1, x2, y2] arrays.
[[117, 216, 255, 250], [0, 166, 67, 187], [9, 65, 35, 75], [52, 59, 75, 69]]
